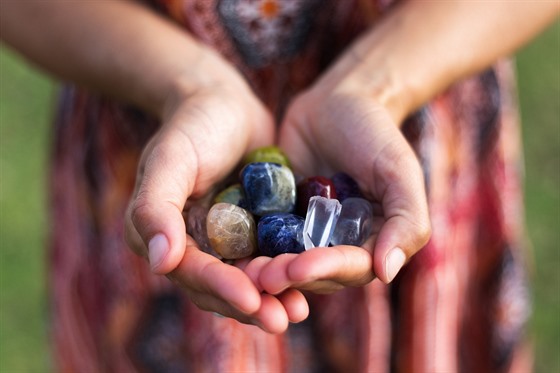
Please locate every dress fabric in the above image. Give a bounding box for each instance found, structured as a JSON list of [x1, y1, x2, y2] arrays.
[[49, 0, 532, 372]]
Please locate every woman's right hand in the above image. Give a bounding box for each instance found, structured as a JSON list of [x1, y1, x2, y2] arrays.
[[124, 50, 308, 333]]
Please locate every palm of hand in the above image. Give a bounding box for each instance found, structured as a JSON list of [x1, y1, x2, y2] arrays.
[[126, 76, 430, 333], [243, 89, 431, 296], [126, 85, 310, 333]]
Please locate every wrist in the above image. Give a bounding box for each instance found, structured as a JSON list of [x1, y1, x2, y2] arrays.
[[160, 47, 249, 121], [307, 2, 451, 126], [338, 60, 411, 126], [307, 51, 412, 127], [306, 18, 416, 126]]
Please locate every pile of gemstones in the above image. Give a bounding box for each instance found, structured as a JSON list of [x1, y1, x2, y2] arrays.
[[186, 146, 374, 260]]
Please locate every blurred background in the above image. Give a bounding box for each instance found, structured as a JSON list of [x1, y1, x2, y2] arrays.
[[1, 21, 558, 372]]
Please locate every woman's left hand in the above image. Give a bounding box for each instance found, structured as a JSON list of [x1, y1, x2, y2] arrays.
[[246, 0, 560, 296], [246, 51, 432, 295]]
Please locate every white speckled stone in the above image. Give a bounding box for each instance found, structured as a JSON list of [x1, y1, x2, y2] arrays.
[[206, 202, 257, 259]]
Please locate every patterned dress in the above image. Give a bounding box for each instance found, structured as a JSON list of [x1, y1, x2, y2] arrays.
[[49, 0, 532, 371]]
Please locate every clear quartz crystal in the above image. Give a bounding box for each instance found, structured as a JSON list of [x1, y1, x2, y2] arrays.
[[303, 196, 342, 250]]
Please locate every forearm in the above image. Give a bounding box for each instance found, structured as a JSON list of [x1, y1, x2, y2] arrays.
[[0, 0, 236, 116], [326, 0, 560, 124]]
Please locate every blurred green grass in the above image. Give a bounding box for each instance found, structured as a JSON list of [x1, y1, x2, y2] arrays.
[[0, 22, 558, 372], [0, 46, 53, 372], [517, 21, 560, 373]]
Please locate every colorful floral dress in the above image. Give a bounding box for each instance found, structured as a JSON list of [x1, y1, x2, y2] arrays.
[[49, 0, 532, 371]]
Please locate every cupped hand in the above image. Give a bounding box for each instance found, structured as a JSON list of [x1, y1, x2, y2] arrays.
[[124, 55, 308, 332], [257, 72, 431, 294]]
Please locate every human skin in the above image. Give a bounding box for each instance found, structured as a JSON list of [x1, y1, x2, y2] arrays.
[[250, 0, 560, 294], [1, 0, 300, 334], [1, 0, 558, 333]]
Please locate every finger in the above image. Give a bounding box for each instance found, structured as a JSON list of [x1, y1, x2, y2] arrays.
[[259, 247, 374, 295], [244, 258, 309, 323], [232, 257, 255, 271], [243, 256, 274, 292], [290, 279, 345, 294], [258, 253, 299, 295], [288, 246, 375, 286], [130, 127, 199, 275], [287, 246, 373, 294], [170, 237, 262, 314], [249, 293, 290, 334], [175, 277, 296, 334], [244, 255, 312, 304], [124, 202, 148, 259], [276, 289, 309, 323], [187, 291, 291, 334], [183, 289, 258, 324], [177, 287, 285, 333]]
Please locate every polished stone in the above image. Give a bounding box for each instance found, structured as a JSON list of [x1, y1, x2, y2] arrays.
[[296, 176, 337, 216], [257, 213, 305, 257], [240, 162, 296, 216], [331, 172, 363, 201], [303, 196, 342, 249], [330, 197, 374, 247], [206, 202, 257, 259], [243, 146, 291, 168], [185, 204, 220, 258], [213, 183, 246, 208]]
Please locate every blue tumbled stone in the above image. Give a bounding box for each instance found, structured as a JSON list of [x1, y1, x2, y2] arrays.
[[240, 162, 296, 216], [257, 214, 305, 257]]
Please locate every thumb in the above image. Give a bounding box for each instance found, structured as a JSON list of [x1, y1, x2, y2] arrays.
[[127, 129, 198, 275], [369, 136, 432, 283]]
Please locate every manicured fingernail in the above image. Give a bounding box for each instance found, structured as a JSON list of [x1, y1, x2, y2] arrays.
[[148, 234, 169, 271], [385, 247, 406, 282]]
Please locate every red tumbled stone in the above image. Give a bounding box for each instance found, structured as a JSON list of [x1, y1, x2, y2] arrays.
[[296, 176, 337, 216]]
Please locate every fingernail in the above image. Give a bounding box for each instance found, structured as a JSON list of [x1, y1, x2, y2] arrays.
[[148, 234, 169, 271], [385, 247, 406, 282]]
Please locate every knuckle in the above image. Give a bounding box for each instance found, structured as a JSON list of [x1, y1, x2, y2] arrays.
[[130, 191, 153, 228], [124, 204, 147, 257], [413, 217, 432, 249], [123, 223, 136, 248], [348, 272, 376, 287], [398, 152, 423, 182]]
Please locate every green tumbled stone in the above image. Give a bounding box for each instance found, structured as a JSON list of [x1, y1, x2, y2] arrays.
[[213, 183, 246, 208], [243, 146, 291, 168], [206, 202, 257, 259]]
